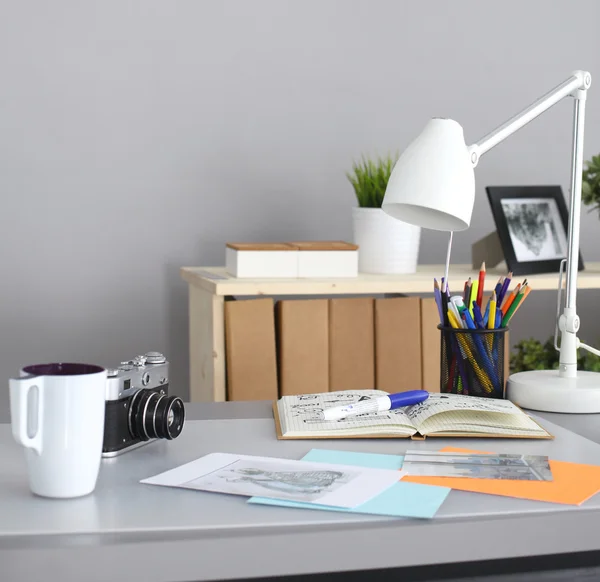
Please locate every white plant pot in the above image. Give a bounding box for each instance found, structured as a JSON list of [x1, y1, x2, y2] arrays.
[[352, 207, 421, 274]]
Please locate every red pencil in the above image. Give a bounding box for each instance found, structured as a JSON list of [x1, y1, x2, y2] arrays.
[[477, 261, 485, 308]]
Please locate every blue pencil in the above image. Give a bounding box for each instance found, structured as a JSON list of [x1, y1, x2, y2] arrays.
[[433, 279, 445, 325], [461, 310, 500, 392], [497, 272, 512, 305], [472, 302, 485, 329], [494, 276, 503, 299]]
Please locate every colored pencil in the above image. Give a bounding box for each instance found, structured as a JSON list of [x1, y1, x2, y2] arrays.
[[463, 278, 471, 304], [434, 279, 445, 325], [441, 285, 450, 327], [494, 277, 504, 299], [477, 262, 485, 308], [487, 292, 497, 330], [495, 307, 502, 329], [511, 285, 532, 318], [449, 300, 464, 328], [447, 309, 461, 330], [501, 283, 521, 315], [448, 309, 493, 393], [469, 279, 478, 318], [497, 272, 512, 305], [501, 285, 527, 327], [472, 302, 485, 329]]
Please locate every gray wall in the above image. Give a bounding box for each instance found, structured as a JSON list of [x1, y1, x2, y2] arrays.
[[1, 0, 599, 410]]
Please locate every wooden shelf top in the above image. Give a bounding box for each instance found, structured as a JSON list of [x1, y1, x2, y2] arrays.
[[180, 263, 600, 296]]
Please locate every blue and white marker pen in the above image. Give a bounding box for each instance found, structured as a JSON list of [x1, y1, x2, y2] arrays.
[[320, 390, 429, 421]]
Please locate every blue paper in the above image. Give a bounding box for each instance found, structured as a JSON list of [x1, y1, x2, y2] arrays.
[[248, 448, 450, 519], [301, 449, 405, 470]]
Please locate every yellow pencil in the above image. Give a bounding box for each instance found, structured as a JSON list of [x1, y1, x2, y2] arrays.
[[469, 280, 479, 319], [448, 309, 461, 329], [487, 291, 497, 330]]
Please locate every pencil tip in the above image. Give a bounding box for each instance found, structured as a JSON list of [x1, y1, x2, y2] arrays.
[[481, 261, 486, 271]]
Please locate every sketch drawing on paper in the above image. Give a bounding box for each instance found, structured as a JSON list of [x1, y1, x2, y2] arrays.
[[500, 198, 567, 262], [184, 459, 358, 502], [226, 468, 345, 493]]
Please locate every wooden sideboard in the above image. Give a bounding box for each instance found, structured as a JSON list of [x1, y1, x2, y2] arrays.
[[180, 263, 600, 402]]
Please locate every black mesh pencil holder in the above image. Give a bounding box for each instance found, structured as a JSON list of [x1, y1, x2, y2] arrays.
[[438, 325, 509, 399]]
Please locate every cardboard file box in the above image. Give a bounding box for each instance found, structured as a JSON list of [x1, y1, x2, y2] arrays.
[[375, 297, 422, 392], [277, 299, 329, 396], [329, 297, 375, 391], [225, 243, 297, 278], [224, 298, 278, 401], [291, 241, 358, 278]]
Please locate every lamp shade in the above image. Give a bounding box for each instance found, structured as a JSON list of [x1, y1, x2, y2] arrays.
[[382, 118, 475, 231]]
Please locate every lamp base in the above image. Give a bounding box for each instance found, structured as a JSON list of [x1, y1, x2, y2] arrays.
[[506, 370, 600, 413]]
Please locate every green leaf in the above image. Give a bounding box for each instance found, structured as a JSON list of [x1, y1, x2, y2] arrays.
[[346, 153, 397, 208], [581, 152, 600, 215]]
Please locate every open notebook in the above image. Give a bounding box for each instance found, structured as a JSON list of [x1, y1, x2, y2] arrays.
[[274, 391, 552, 440]]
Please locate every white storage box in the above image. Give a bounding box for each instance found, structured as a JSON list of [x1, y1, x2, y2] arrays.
[[293, 241, 358, 278], [225, 243, 298, 278], [225, 241, 359, 278]]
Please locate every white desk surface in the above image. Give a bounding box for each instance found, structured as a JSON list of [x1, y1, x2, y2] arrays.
[[3, 410, 600, 582]]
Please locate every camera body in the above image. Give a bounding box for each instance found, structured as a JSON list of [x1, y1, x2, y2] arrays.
[[102, 351, 185, 457]]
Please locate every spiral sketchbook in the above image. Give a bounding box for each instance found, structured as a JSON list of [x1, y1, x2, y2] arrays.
[[273, 391, 552, 440]]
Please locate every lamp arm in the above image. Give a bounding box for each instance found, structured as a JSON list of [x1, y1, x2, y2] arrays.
[[579, 341, 600, 358], [467, 71, 591, 166], [468, 70, 592, 379]]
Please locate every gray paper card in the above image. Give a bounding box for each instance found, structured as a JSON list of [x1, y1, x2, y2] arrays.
[[403, 450, 553, 481]]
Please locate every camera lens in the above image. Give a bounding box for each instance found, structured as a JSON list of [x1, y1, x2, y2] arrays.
[[154, 394, 185, 440], [129, 390, 185, 441]]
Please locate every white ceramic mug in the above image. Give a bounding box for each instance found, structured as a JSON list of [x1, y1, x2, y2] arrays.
[[10, 362, 107, 498]]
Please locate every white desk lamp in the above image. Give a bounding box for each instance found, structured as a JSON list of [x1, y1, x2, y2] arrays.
[[382, 70, 600, 413]]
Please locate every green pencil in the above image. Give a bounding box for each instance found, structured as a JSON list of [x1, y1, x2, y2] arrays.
[[501, 285, 526, 327]]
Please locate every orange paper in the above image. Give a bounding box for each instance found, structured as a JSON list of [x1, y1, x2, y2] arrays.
[[402, 447, 600, 506]]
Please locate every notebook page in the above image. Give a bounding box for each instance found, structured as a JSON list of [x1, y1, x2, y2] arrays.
[[419, 410, 548, 436], [404, 393, 528, 428], [278, 391, 417, 437]]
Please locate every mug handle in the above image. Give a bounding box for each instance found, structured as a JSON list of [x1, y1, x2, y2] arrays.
[[9, 377, 44, 455]]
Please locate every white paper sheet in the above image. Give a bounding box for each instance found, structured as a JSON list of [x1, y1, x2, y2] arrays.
[[141, 452, 404, 508]]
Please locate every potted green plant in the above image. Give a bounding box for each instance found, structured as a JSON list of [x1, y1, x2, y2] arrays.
[[347, 155, 421, 274], [582, 154, 600, 216], [511, 336, 600, 373]]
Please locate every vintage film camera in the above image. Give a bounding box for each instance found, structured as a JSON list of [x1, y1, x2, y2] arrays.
[[102, 351, 185, 457]]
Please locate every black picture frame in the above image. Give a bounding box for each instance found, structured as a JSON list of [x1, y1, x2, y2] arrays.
[[485, 185, 584, 277]]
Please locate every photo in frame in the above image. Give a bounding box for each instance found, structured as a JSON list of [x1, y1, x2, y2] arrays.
[[485, 185, 584, 277]]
